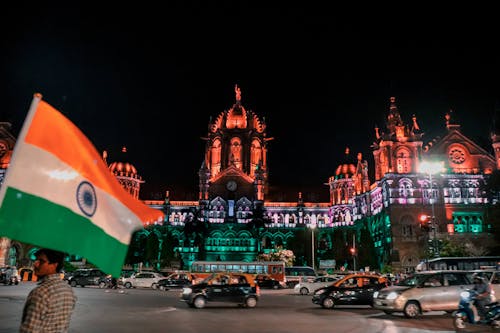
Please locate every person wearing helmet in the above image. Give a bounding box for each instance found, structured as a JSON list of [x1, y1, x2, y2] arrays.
[[472, 273, 492, 320]]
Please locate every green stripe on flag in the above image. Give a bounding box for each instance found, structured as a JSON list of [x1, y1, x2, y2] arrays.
[[0, 187, 129, 277]]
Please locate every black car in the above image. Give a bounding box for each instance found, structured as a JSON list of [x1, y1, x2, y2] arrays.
[[158, 272, 194, 290], [180, 272, 259, 309], [67, 268, 107, 287], [312, 273, 388, 309], [255, 274, 282, 289]]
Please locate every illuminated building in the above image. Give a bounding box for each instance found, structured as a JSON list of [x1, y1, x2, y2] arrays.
[[0, 89, 497, 273]]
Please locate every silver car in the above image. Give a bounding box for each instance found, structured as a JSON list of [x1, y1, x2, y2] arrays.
[[119, 271, 164, 289], [373, 270, 473, 318], [293, 275, 341, 295]]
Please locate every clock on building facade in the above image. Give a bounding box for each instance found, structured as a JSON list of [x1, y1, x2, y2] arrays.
[[226, 180, 237, 191]]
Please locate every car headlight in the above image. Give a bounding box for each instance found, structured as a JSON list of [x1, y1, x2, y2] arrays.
[[460, 291, 470, 299], [386, 291, 400, 300], [373, 291, 379, 298], [182, 287, 192, 295]]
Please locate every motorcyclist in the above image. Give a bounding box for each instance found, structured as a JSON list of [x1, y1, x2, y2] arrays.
[[472, 273, 492, 320]]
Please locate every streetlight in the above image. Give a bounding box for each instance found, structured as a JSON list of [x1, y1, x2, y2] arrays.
[[308, 224, 316, 270], [419, 160, 444, 258]]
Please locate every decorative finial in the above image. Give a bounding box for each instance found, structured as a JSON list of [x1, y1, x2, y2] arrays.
[[412, 114, 420, 131], [235, 84, 241, 102]]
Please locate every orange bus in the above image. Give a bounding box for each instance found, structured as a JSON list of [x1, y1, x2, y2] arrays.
[[190, 261, 286, 286]]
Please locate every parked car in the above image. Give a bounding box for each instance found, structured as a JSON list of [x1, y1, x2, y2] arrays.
[[180, 272, 259, 309], [294, 275, 341, 295], [312, 273, 388, 309], [158, 272, 195, 290], [372, 270, 475, 318], [255, 274, 283, 289], [0, 266, 20, 285], [119, 271, 165, 289], [67, 268, 107, 287]]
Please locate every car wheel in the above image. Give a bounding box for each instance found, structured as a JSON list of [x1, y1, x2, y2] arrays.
[[99, 281, 107, 289], [193, 296, 206, 309], [321, 296, 335, 309], [272, 284, 279, 290], [245, 297, 257, 308], [70, 280, 77, 287], [159, 286, 165, 291], [152, 283, 158, 290], [403, 301, 421, 318], [124, 282, 132, 289], [300, 287, 309, 295]]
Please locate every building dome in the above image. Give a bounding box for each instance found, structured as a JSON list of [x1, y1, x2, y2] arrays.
[[108, 147, 140, 179], [334, 148, 356, 178]]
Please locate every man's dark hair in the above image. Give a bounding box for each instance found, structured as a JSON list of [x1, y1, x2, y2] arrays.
[[35, 248, 66, 272]]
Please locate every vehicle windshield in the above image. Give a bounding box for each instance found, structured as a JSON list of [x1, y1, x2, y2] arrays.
[[395, 274, 428, 287]]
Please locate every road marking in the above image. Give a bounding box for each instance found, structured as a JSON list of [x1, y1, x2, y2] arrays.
[[155, 307, 177, 313], [381, 320, 454, 333]]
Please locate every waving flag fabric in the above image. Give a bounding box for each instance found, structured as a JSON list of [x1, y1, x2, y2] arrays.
[[0, 94, 164, 276]]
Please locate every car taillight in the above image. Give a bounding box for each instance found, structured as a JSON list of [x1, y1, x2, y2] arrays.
[[256, 285, 260, 296]]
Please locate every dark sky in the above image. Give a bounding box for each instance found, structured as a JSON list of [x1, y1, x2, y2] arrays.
[[1, 4, 499, 200]]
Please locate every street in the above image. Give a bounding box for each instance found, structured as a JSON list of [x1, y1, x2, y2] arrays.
[[0, 282, 461, 333]]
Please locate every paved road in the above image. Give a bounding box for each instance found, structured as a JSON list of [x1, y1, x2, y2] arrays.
[[0, 282, 462, 333]]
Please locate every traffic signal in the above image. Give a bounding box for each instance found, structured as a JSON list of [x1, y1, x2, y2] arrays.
[[419, 214, 431, 231], [350, 247, 357, 255]]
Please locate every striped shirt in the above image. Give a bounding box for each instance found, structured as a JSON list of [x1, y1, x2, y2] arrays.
[[20, 274, 77, 333]]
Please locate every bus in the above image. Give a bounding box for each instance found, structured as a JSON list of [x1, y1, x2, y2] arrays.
[[419, 256, 500, 271], [190, 261, 286, 285], [284, 266, 317, 288]]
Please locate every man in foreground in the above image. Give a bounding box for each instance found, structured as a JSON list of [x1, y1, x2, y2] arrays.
[[20, 248, 77, 332]]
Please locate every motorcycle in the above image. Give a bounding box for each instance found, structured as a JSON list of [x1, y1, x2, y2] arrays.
[[452, 289, 500, 331]]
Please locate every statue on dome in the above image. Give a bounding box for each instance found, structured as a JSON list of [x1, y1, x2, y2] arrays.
[[235, 84, 241, 102]]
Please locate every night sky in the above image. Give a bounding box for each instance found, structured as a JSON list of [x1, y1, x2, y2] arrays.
[[1, 4, 499, 200]]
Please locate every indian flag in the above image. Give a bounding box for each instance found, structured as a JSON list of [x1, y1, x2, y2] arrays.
[[0, 94, 164, 277]]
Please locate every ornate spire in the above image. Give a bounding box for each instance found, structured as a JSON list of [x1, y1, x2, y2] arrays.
[[386, 96, 403, 134]]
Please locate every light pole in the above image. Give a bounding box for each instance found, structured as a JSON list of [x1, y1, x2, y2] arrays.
[[308, 224, 316, 270], [419, 161, 444, 258], [350, 234, 357, 271]]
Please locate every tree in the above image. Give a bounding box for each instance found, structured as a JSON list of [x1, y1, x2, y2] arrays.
[[257, 247, 295, 266]]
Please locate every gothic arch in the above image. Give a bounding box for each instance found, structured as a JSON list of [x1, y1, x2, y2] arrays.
[[250, 139, 262, 177], [394, 147, 412, 173], [229, 137, 242, 169], [210, 138, 222, 177], [398, 178, 414, 198]]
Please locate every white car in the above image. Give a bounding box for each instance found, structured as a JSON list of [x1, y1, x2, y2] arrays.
[[119, 272, 164, 289], [293, 275, 341, 295]]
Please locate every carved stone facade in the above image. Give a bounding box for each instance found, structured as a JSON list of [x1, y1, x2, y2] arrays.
[[1, 92, 497, 273]]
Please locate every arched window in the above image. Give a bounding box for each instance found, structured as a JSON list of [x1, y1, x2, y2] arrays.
[[229, 137, 242, 169], [398, 178, 413, 198], [395, 148, 412, 174], [250, 139, 262, 177], [210, 139, 221, 176]]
